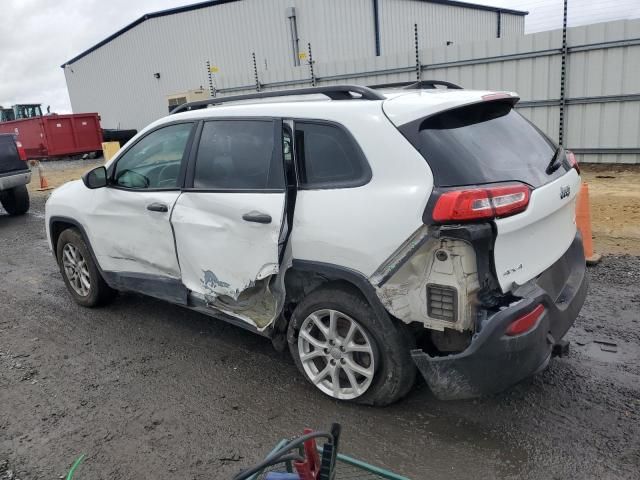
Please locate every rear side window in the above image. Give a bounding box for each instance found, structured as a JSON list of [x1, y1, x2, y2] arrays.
[[295, 122, 370, 188], [194, 120, 283, 190], [399, 101, 566, 188]]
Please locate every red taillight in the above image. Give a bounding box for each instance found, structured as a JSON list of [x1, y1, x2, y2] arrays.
[[432, 183, 530, 222], [505, 304, 545, 336], [15, 141, 27, 161], [566, 150, 579, 174]]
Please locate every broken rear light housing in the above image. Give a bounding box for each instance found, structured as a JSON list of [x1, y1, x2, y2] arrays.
[[432, 183, 530, 222]]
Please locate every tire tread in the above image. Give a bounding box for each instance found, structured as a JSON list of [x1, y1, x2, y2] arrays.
[[56, 228, 116, 307], [0, 185, 29, 215]]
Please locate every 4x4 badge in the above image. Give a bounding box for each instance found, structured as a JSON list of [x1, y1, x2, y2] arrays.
[[560, 185, 570, 199]]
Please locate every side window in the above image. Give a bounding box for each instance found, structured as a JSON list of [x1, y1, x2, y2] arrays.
[[294, 122, 370, 188], [113, 123, 193, 189], [194, 120, 283, 190]]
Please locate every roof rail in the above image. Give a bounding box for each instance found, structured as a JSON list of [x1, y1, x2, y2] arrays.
[[369, 80, 463, 90], [170, 84, 385, 114]]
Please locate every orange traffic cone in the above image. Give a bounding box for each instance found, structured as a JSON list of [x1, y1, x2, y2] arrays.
[[32, 160, 53, 191], [576, 182, 601, 265]]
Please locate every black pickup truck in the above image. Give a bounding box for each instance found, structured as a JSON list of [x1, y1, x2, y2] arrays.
[[0, 133, 30, 215]]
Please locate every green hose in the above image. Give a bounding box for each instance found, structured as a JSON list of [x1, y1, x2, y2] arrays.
[[66, 454, 85, 480]]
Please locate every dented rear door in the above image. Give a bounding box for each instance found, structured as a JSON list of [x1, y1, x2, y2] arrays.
[[171, 119, 286, 327]]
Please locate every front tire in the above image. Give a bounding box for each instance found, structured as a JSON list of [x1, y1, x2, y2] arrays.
[[56, 228, 115, 307], [0, 185, 29, 215], [289, 285, 416, 406]]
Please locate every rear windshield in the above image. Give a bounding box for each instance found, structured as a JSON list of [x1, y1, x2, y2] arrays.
[[399, 100, 567, 188]]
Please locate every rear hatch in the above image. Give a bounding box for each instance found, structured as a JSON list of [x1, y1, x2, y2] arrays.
[[386, 94, 580, 292]]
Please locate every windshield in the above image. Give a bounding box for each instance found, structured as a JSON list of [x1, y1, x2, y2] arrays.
[[399, 100, 568, 188], [15, 104, 43, 119]]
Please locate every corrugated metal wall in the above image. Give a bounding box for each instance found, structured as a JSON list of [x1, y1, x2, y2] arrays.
[[65, 1, 638, 164], [209, 18, 640, 164], [295, 0, 377, 61], [500, 12, 524, 37], [562, 20, 640, 163], [379, 0, 497, 52], [65, 0, 520, 130]]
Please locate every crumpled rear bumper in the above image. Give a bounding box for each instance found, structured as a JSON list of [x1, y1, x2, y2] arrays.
[[412, 232, 588, 400]]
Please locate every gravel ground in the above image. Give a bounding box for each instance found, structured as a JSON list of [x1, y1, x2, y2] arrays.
[[0, 195, 639, 479]]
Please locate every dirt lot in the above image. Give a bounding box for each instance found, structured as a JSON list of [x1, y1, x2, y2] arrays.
[[1, 161, 638, 479], [581, 165, 640, 256]]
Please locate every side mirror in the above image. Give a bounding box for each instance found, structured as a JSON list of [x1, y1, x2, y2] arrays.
[[82, 166, 108, 189]]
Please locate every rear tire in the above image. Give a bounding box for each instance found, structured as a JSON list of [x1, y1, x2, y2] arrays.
[[56, 228, 116, 307], [0, 185, 29, 215], [288, 285, 416, 406]]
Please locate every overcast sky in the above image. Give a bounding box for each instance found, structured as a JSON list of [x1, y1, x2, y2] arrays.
[[1, 0, 638, 114]]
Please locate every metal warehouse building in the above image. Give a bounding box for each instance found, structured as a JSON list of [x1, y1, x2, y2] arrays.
[[63, 0, 526, 130]]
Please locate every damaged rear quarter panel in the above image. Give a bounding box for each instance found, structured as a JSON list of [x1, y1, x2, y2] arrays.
[[372, 226, 480, 332]]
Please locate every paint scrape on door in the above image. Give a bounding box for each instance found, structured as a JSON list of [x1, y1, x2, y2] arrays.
[[200, 270, 281, 329]]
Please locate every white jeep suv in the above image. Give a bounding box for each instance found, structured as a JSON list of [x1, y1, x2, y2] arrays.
[[45, 83, 587, 405]]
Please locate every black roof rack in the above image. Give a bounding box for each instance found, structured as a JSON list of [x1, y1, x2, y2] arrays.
[[369, 80, 463, 90], [170, 85, 385, 115]]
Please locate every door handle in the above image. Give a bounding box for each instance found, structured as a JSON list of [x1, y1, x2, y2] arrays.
[[147, 202, 168, 213], [242, 211, 272, 224]]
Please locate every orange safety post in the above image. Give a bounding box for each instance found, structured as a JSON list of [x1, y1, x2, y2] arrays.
[[575, 182, 601, 265], [30, 160, 53, 191]]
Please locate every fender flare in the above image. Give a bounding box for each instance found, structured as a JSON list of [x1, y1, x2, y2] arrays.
[[48, 216, 105, 276], [289, 259, 389, 322]]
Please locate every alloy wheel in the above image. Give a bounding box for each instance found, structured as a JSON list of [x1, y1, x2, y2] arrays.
[[297, 309, 375, 400], [62, 243, 91, 297]]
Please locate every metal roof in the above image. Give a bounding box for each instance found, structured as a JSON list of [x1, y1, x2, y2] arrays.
[[426, 0, 527, 16], [61, 0, 528, 68]]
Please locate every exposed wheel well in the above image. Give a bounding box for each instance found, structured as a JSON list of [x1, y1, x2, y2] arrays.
[[49, 220, 77, 254], [284, 269, 367, 307], [283, 261, 389, 324]]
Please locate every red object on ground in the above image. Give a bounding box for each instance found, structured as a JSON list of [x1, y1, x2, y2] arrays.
[[0, 113, 103, 159], [293, 428, 321, 480]]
